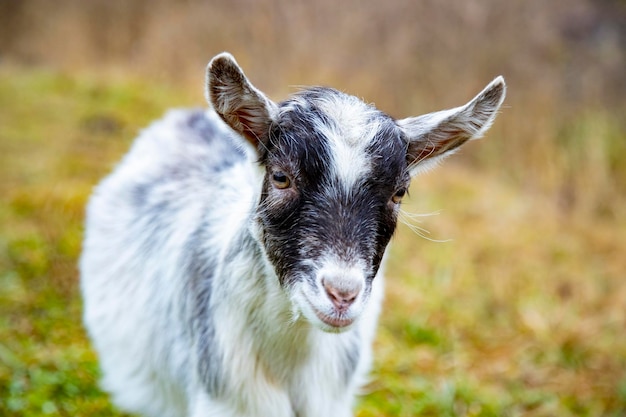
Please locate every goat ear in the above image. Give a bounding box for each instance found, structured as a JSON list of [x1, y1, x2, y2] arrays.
[[398, 76, 506, 176], [206, 52, 278, 148]]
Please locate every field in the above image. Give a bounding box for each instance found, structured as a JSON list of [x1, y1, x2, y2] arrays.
[[1, 1, 625, 416]]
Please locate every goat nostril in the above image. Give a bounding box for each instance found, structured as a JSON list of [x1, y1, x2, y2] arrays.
[[322, 278, 361, 309]]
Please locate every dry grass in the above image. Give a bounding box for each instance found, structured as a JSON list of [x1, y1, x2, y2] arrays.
[[1, 1, 625, 415], [373, 165, 626, 415]]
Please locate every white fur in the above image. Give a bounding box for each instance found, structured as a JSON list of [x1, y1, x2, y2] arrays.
[[315, 95, 381, 192]]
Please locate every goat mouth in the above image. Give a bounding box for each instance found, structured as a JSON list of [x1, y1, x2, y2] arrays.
[[312, 307, 355, 329], [301, 295, 356, 329]]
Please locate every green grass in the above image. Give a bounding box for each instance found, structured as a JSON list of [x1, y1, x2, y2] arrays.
[[0, 69, 193, 417], [1, 69, 625, 416]]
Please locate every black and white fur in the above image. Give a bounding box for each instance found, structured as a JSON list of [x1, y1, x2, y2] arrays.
[[80, 53, 506, 417]]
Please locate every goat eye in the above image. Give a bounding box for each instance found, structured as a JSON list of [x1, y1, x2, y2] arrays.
[[271, 171, 291, 189], [392, 188, 406, 204]]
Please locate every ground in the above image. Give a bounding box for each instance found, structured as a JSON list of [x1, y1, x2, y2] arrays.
[[1, 69, 625, 417]]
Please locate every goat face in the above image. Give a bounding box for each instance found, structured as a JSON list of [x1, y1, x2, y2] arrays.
[[206, 53, 506, 332], [255, 88, 408, 331]]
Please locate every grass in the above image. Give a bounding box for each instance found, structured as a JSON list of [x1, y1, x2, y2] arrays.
[[364, 169, 626, 416], [1, 68, 625, 416], [0, 69, 192, 416]]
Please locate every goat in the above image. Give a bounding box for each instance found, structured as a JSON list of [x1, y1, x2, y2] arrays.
[[80, 52, 506, 417]]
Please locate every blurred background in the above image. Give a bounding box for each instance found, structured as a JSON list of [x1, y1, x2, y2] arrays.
[[0, 0, 625, 416]]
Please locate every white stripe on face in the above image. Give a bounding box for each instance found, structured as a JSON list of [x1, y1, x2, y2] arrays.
[[313, 96, 382, 193]]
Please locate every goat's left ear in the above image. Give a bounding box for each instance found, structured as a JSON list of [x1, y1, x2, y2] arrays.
[[206, 52, 278, 149], [398, 76, 506, 176]]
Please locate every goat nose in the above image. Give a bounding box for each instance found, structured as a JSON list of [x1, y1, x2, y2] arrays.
[[322, 278, 361, 311]]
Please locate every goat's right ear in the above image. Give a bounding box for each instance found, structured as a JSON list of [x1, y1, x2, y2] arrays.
[[206, 53, 278, 148], [398, 76, 506, 177]]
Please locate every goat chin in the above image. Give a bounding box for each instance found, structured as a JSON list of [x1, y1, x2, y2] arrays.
[[80, 52, 506, 417]]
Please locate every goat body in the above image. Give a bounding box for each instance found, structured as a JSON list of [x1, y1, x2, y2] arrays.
[[80, 53, 505, 417]]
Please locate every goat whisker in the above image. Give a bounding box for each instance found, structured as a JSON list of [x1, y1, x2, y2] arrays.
[[398, 209, 452, 243]]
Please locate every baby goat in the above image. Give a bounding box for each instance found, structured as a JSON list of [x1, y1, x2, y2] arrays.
[[80, 53, 506, 417]]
